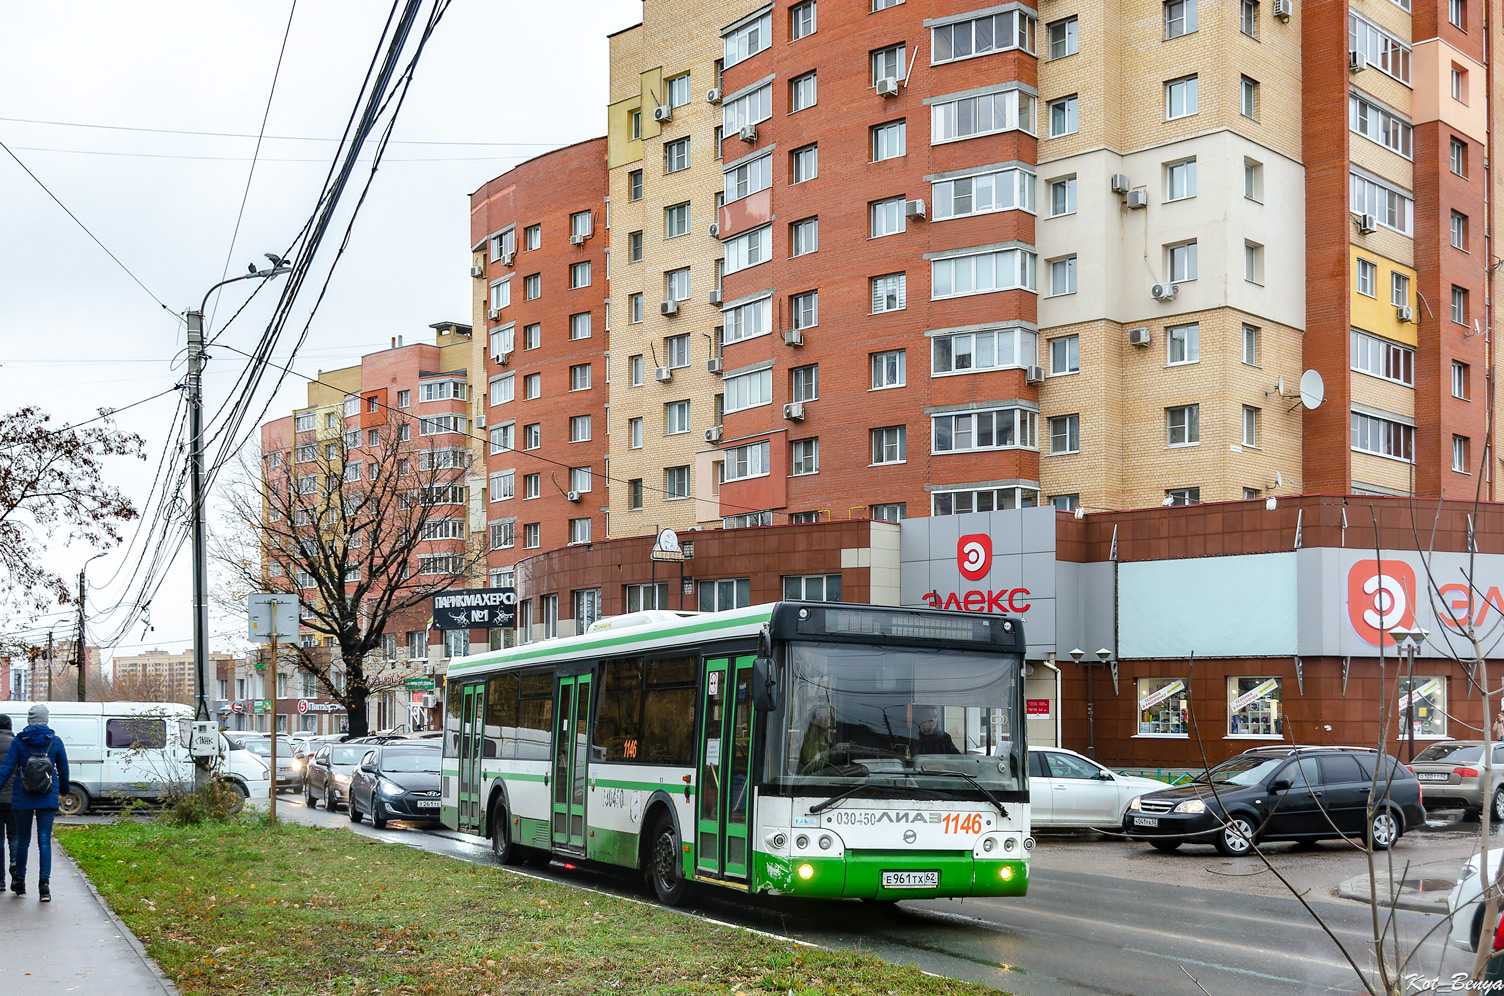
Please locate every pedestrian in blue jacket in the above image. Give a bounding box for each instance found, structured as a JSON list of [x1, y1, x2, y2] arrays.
[[0, 704, 70, 901], [0, 714, 14, 890]]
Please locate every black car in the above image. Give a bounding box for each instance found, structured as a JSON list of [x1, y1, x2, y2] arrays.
[[347, 742, 443, 829], [1123, 746, 1425, 856]]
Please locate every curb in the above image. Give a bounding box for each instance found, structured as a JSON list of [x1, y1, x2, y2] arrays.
[[1336, 871, 1453, 915], [59, 838, 182, 996]]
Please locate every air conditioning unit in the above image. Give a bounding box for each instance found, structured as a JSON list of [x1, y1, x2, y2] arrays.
[[1150, 282, 1179, 301], [1356, 213, 1377, 234], [706, 87, 723, 104], [708, 222, 720, 238], [653, 104, 673, 123], [570, 233, 587, 246], [470, 265, 485, 278], [1128, 327, 1152, 346], [904, 199, 926, 219], [494, 350, 512, 366], [475, 414, 486, 428], [704, 425, 723, 443], [661, 300, 679, 316], [1397, 305, 1414, 322], [487, 308, 502, 321], [783, 328, 805, 346], [708, 289, 723, 306], [1349, 50, 1368, 73], [876, 77, 900, 98], [500, 252, 514, 266], [1125, 190, 1149, 209], [1110, 174, 1132, 194], [1273, 0, 1293, 21], [783, 402, 806, 421], [707, 357, 723, 374], [421, 693, 439, 709], [654, 366, 673, 382], [1024, 365, 1046, 384], [566, 490, 581, 503], [739, 124, 759, 143]]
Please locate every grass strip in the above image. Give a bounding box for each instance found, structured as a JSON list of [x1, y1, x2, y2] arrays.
[[59, 820, 1011, 996]]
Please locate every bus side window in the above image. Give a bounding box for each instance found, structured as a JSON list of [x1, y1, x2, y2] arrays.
[[485, 674, 518, 759], [595, 658, 644, 762]]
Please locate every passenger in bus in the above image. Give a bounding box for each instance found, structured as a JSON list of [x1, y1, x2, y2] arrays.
[[797, 704, 837, 773], [914, 705, 960, 755]]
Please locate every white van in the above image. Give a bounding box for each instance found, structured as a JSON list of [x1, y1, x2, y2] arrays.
[[0, 701, 270, 815]]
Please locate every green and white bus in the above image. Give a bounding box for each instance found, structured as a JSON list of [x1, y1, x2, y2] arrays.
[[441, 600, 1031, 905]]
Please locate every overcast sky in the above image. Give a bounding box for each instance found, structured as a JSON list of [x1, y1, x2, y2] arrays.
[[0, 1, 640, 661]]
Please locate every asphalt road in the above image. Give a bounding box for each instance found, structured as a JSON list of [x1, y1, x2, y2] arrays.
[[268, 793, 1483, 996]]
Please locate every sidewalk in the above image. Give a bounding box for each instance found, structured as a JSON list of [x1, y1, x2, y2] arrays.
[[0, 841, 177, 996]]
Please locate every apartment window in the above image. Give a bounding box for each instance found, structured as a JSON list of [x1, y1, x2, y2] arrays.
[[1451, 211, 1468, 250], [790, 218, 818, 257], [872, 44, 906, 87], [524, 273, 541, 300], [1242, 325, 1259, 365], [790, 364, 819, 403], [569, 414, 592, 442], [525, 473, 540, 498], [874, 0, 902, 9], [1240, 76, 1258, 119], [934, 326, 1038, 374], [1050, 256, 1077, 296], [1451, 137, 1468, 176], [724, 9, 771, 68], [724, 226, 772, 275], [1166, 76, 1198, 118], [1167, 405, 1200, 446], [1167, 322, 1199, 365], [569, 261, 591, 289], [724, 369, 772, 413], [523, 373, 541, 400], [871, 425, 907, 465], [933, 407, 1038, 453], [490, 470, 514, 502], [1165, 0, 1197, 38], [665, 465, 691, 499], [570, 210, 592, 239], [366, 428, 379, 446], [1165, 159, 1196, 201], [1052, 494, 1080, 512], [699, 578, 751, 612], [661, 138, 690, 177], [932, 167, 1035, 220], [489, 228, 515, 263], [872, 120, 905, 161], [489, 423, 514, 454], [1240, 0, 1257, 36], [1050, 334, 1080, 375], [724, 153, 772, 203], [870, 196, 905, 238], [932, 248, 1035, 298], [666, 268, 691, 302], [1453, 361, 1470, 399], [790, 72, 817, 112], [419, 379, 465, 402], [1243, 242, 1263, 284], [665, 400, 691, 435], [1349, 94, 1412, 158], [489, 520, 515, 550], [524, 423, 541, 449], [722, 83, 772, 136], [490, 278, 511, 312], [1350, 14, 1411, 83], [872, 503, 907, 522], [791, 1, 816, 39], [524, 323, 541, 349], [1242, 406, 1259, 447], [569, 467, 593, 495], [628, 170, 643, 201], [871, 273, 907, 313], [1048, 176, 1076, 217], [524, 224, 541, 250], [667, 333, 691, 367], [1167, 241, 1197, 282], [723, 297, 772, 344], [1452, 66, 1466, 102], [1166, 488, 1201, 507], [1050, 414, 1080, 454], [629, 110, 642, 140], [931, 88, 1037, 143], [665, 73, 691, 110], [1450, 0, 1466, 28], [932, 9, 1037, 62], [1049, 95, 1078, 137], [1455, 435, 1476, 473], [628, 417, 643, 449], [626, 294, 643, 326], [627, 479, 644, 510], [1391, 272, 1410, 307], [665, 202, 690, 239], [1049, 17, 1078, 58], [569, 365, 592, 393], [398, 423, 411, 442], [622, 232, 642, 266], [872, 350, 906, 389], [722, 440, 771, 482], [791, 291, 818, 331], [1244, 159, 1263, 201], [790, 144, 818, 184], [1350, 172, 1414, 235], [1453, 285, 1469, 325], [1352, 411, 1414, 461], [629, 355, 643, 386], [790, 438, 819, 475]]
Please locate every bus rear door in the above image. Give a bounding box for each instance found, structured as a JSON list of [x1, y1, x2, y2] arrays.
[[458, 682, 485, 833], [551, 673, 592, 852], [696, 655, 756, 880]]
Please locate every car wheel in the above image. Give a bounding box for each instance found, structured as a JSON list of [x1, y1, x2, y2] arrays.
[[1150, 839, 1182, 853], [371, 802, 388, 830], [57, 785, 89, 817], [222, 782, 248, 816], [1492, 785, 1504, 824], [305, 779, 318, 809], [349, 796, 362, 823], [1214, 815, 1256, 857], [325, 783, 339, 813], [1370, 810, 1400, 851], [648, 815, 689, 906]]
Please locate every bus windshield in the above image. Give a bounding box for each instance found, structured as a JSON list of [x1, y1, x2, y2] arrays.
[[769, 641, 1024, 799]]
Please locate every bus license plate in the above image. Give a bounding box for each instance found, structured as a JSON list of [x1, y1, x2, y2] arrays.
[[882, 871, 939, 889], [415, 800, 440, 809], [1131, 817, 1159, 827]]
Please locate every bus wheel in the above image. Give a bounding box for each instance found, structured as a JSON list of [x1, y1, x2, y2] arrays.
[[491, 807, 519, 865], [648, 815, 689, 906]]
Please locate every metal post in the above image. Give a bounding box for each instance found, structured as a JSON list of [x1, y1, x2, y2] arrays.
[[76, 565, 87, 702], [1085, 664, 1096, 759], [45, 630, 54, 701], [1406, 643, 1417, 763], [186, 311, 211, 725], [269, 633, 278, 822]]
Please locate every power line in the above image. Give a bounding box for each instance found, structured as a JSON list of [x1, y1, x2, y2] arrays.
[[6, 145, 528, 164], [0, 114, 570, 147]]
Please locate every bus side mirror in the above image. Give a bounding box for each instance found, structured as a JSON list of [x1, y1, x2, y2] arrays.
[[752, 656, 776, 711]]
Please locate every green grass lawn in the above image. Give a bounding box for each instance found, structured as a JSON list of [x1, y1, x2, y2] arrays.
[[59, 820, 1010, 996]]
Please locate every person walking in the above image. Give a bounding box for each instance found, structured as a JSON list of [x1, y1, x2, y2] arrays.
[[0, 704, 69, 901], [0, 715, 14, 891]]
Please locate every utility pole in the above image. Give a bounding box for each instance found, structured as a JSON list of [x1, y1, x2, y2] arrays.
[[75, 566, 87, 702], [45, 630, 54, 701], [186, 310, 210, 726], [269, 632, 279, 822]]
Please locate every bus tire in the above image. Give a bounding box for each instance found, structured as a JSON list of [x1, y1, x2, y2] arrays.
[[491, 804, 521, 865], [647, 814, 689, 906]]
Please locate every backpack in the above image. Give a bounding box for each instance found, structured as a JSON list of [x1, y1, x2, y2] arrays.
[[20, 741, 54, 795]]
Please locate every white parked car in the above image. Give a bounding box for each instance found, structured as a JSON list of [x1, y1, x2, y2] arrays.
[[1028, 746, 1173, 829], [1449, 848, 1504, 952]]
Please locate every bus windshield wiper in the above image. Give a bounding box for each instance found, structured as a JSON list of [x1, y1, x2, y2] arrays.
[[808, 778, 877, 814], [915, 767, 1009, 820]]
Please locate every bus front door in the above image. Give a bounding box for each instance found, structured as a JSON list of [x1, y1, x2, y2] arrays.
[[696, 655, 755, 880], [458, 682, 485, 833], [551, 673, 592, 852]]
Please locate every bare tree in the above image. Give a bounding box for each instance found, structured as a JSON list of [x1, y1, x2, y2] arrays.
[[214, 411, 485, 737]]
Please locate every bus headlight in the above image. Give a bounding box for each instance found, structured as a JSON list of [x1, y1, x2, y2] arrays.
[[766, 832, 787, 850], [818, 835, 832, 851], [1003, 836, 1016, 852], [798, 863, 815, 880], [983, 837, 996, 852], [1174, 799, 1207, 815], [796, 835, 809, 850], [999, 866, 1014, 880]]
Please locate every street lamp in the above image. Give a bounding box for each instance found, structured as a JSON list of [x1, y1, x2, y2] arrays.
[[75, 550, 109, 701], [1389, 626, 1430, 762]]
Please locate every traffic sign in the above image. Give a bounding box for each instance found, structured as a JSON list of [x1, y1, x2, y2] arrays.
[[404, 677, 436, 691], [230, 701, 246, 714], [248, 593, 300, 642]]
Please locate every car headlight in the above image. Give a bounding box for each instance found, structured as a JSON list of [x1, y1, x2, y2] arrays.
[[378, 778, 404, 797], [1460, 861, 1479, 884], [333, 773, 350, 784], [289, 758, 303, 771], [1173, 799, 1207, 815], [1128, 796, 1142, 811]]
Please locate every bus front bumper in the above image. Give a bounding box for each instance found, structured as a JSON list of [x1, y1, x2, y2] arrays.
[[756, 851, 1029, 899]]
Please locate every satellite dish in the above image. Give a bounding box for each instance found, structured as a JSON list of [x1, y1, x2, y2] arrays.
[[1276, 375, 1286, 396], [1275, 470, 1284, 488], [1298, 369, 1325, 410]]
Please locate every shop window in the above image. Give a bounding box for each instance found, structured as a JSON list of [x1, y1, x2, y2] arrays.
[[1397, 676, 1446, 738], [1227, 676, 1281, 736], [1136, 678, 1188, 736]]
